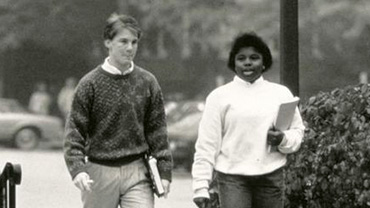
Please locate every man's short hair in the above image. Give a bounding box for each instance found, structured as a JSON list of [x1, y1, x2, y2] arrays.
[[103, 13, 142, 40]]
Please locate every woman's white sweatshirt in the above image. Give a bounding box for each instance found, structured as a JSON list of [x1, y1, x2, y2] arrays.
[[192, 76, 305, 198]]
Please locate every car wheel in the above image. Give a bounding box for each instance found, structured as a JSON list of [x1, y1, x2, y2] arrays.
[[14, 128, 40, 150]]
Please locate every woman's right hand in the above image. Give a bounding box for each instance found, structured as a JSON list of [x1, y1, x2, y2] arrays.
[[73, 172, 94, 192], [193, 197, 210, 208]]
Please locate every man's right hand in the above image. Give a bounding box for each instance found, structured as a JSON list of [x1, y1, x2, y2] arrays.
[[193, 197, 210, 208], [73, 172, 94, 192]]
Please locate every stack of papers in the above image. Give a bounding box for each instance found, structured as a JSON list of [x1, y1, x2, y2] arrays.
[[275, 96, 300, 131]]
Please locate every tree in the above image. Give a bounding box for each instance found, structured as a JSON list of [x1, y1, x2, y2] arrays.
[[0, 0, 369, 102], [299, 0, 370, 100]]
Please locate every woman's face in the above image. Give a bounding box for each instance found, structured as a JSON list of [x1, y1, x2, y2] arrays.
[[234, 47, 264, 83]]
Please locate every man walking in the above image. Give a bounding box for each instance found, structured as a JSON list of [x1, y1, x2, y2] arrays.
[[64, 14, 172, 208]]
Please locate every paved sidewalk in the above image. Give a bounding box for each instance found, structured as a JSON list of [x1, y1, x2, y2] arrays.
[[0, 148, 196, 208]]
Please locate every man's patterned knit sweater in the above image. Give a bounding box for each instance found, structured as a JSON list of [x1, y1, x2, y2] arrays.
[[64, 65, 172, 181]]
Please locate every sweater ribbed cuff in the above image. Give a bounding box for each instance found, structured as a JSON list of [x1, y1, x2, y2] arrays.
[[193, 188, 210, 199], [70, 167, 87, 180], [279, 134, 288, 147]]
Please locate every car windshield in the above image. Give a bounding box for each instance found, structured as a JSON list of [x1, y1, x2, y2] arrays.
[[0, 99, 28, 113]]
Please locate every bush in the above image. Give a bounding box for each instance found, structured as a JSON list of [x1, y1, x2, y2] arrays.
[[285, 84, 370, 208]]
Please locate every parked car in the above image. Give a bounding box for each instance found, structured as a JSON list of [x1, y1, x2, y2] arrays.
[[166, 100, 204, 171], [0, 98, 64, 150]]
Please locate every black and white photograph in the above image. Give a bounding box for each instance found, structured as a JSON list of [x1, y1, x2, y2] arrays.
[[1, 0, 370, 207]]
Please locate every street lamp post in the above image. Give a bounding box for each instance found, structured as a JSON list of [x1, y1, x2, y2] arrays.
[[280, 0, 299, 96]]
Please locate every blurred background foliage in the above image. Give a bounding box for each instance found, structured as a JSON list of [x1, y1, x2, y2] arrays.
[[0, 0, 369, 105]]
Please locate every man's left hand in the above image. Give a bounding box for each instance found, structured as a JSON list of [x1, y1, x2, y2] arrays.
[[161, 179, 171, 198]]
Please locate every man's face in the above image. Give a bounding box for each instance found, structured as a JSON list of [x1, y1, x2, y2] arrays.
[[104, 28, 138, 70]]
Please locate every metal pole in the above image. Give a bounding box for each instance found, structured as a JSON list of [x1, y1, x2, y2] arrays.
[[0, 163, 22, 208], [9, 180, 15, 208], [0, 171, 6, 208], [280, 0, 299, 96], [0, 182, 5, 208]]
